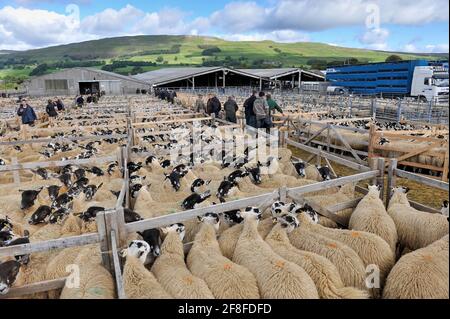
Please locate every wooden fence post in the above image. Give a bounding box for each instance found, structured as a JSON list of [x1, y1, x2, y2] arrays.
[[96, 211, 112, 273], [442, 147, 449, 182], [377, 157, 385, 202], [368, 157, 378, 186], [11, 157, 20, 185], [386, 159, 397, 209], [316, 146, 322, 167]]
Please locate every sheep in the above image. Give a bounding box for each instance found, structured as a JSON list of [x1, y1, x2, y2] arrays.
[[383, 235, 449, 299], [218, 213, 277, 259], [186, 213, 260, 299], [232, 207, 319, 299], [121, 240, 172, 299], [59, 245, 115, 299], [266, 214, 369, 299], [0, 260, 21, 295], [288, 213, 367, 290], [151, 223, 214, 299], [349, 185, 398, 252], [304, 183, 356, 227], [297, 207, 395, 296], [388, 187, 449, 251]]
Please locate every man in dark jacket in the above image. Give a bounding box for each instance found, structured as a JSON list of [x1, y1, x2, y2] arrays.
[[223, 96, 239, 123], [206, 94, 222, 117], [46, 99, 58, 118], [55, 98, 65, 111], [76, 95, 84, 108], [243, 90, 257, 128], [17, 99, 37, 125]]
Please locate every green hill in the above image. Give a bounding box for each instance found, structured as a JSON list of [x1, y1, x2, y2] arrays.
[[0, 35, 447, 87]]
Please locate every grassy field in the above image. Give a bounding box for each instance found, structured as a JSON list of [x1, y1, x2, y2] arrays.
[[0, 35, 446, 84]]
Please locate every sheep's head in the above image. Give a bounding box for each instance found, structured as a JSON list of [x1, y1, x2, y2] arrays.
[[0, 260, 21, 295], [271, 201, 287, 217], [223, 210, 244, 226], [120, 240, 150, 264], [273, 214, 299, 233], [241, 207, 262, 221], [394, 186, 410, 194], [161, 223, 185, 241], [368, 184, 382, 196], [197, 212, 220, 231]]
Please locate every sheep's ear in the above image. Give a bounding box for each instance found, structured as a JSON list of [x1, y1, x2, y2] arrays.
[[197, 216, 203, 223], [377, 185, 382, 191], [272, 217, 278, 224], [161, 227, 169, 235], [119, 249, 127, 258]]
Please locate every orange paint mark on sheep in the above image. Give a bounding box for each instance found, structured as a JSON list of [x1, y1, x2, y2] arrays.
[[223, 263, 233, 270], [327, 242, 338, 249], [183, 276, 194, 285], [351, 231, 361, 238], [422, 255, 433, 262], [275, 260, 285, 268]]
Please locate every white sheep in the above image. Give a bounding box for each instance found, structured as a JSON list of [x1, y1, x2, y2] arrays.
[[186, 213, 260, 299], [218, 215, 276, 259], [388, 187, 449, 251], [232, 207, 319, 299], [151, 223, 214, 299], [349, 185, 398, 252], [59, 245, 116, 299], [298, 208, 395, 297], [121, 240, 172, 299], [288, 213, 367, 290], [383, 235, 449, 299], [266, 214, 369, 299]]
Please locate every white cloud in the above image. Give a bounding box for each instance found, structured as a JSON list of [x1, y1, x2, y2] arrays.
[[358, 27, 390, 50], [81, 5, 144, 35], [209, 0, 449, 32], [0, 1, 448, 51], [424, 43, 449, 53]]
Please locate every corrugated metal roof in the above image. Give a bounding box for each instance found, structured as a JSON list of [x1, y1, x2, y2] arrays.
[[133, 67, 223, 85], [78, 68, 150, 85], [133, 66, 324, 86], [236, 68, 299, 78]]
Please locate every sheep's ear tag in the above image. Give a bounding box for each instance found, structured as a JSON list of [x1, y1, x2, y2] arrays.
[[119, 249, 127, 257]]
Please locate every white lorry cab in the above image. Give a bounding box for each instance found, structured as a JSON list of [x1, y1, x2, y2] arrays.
[[410, 65, 449, 104]]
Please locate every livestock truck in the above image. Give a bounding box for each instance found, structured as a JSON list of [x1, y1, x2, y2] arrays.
[[325, 60, 449, 103]]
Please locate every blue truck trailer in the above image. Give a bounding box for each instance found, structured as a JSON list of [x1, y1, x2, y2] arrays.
[[325, 60, 449, 103]]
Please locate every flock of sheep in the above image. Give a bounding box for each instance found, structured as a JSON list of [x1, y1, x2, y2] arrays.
[[0, 95, 448, 299]]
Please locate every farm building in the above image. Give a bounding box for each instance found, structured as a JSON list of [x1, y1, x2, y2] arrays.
[[133, 67, 324, 89], [24, 67, 151, 96]]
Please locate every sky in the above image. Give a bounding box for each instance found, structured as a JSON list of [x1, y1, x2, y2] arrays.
[[0, 0, 448, 53]]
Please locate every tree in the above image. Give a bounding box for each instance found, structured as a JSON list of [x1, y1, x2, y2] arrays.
[[347, 57, 359, 65], [156, 56, 164, 63], [131, 66, 144, 75], [385, 55, 403, 63], [29, 63, 49, 76]]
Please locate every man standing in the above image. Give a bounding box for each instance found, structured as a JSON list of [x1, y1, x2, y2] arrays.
[[223, 96, 239, 123], [243, 90, 257, 127], [55, 98, 65, 111], [76, 95, 84, 108], [253, 92, 270, 129], [17, 99, 37, 126], [45, 99, 58, 118], [195, 94, 206, 113], [266, 94, 285, 117], [207, 94, 222, 118]]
